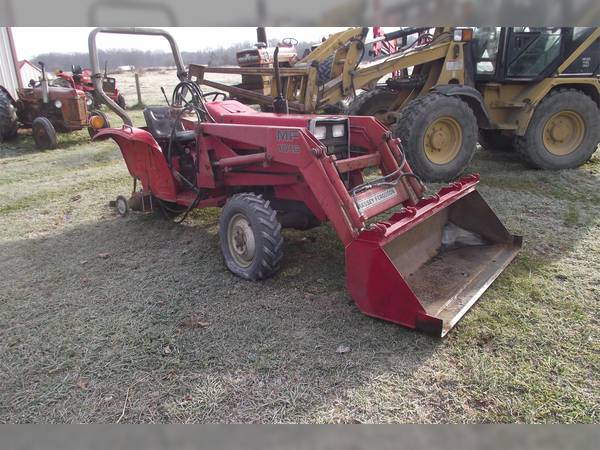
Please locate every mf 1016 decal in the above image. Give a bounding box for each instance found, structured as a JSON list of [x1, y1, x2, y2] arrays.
[[276, 129, 301, 153]]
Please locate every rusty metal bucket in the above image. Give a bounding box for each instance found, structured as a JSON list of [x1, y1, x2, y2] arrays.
[[345, 176, 521, 337]]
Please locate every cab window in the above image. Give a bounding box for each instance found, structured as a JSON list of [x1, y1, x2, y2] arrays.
[[506, 27, 562, 78], [474, 27, 502, 75]]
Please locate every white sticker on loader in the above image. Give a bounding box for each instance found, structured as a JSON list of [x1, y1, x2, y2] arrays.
[[356, 187, 397, 214], [446, 60, 463, 71]]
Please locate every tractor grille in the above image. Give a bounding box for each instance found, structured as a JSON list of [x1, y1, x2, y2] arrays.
[[62, 97, 87, 129]]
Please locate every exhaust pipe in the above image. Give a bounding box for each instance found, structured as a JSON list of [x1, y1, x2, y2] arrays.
[[256, 27, 267, 46], [38, 61, 49, 104]]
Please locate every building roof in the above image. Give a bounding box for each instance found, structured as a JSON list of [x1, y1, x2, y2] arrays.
[[18, 60, 41, 71]]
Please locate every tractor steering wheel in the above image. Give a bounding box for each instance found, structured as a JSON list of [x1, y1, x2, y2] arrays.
[[281, 37, 298, 47], [202, 91, 227, 102]]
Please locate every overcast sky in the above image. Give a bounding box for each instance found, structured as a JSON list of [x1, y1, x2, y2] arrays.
[[11, 27, 349, 59]]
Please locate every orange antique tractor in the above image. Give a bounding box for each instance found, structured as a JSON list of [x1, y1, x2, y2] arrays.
[[88, 28, 521, 336], [0, 62, 89, 149], [233, 27, 299, 97]]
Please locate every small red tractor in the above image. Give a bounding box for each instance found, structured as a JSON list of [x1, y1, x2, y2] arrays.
[[0, 62, 90, 149], [55, 63, 126, 110], [89, 28, 521, 336]]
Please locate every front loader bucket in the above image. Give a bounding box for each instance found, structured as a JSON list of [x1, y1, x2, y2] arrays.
[[346, 176, 521, 337]]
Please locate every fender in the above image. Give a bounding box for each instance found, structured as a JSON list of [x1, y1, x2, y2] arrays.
[[430, 84, 492, 129], [93, 126, 178, 202]]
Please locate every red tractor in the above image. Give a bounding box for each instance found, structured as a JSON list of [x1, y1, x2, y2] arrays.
[[88, 28, 521, 336], [0, 62, 90, 149], [55, 64, 126, 110]]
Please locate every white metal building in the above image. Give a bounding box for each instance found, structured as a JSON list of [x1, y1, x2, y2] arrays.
[[0, 27, 20, 98], [18, 60, 42, 86]]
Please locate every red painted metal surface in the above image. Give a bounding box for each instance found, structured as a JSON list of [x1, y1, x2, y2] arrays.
[[56, 69, 122, 103], [99, 100, 520, 336], [94, 126, 178, 201]]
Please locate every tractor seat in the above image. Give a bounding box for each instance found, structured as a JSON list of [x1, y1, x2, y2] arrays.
[[143, 106, 196, 143]]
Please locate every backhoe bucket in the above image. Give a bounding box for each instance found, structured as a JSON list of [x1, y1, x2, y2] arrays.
[[346, 176, 521, 337]]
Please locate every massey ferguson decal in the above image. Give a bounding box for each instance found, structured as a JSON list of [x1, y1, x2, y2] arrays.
[[276, 129, 301, 153], [356, 187, 398, 213]]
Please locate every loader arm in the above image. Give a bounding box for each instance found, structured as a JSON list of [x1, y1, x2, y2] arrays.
[[319, 40, 452, 106], [298, 27, 368, 63]]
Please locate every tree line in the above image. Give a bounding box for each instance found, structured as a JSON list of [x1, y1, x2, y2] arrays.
[[31, 40, 315, 72]]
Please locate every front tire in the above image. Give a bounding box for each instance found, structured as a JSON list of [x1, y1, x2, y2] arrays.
[[393, 94, 478, 182], [219, 193, 283, 280], [32, 117, 57, 150], [515, 89, 599, 169]]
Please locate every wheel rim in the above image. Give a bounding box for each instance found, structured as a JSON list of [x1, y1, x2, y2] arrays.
[[543, 110, 585, 156], [227, 213, 256, 268], [116, 198, 128, 216], [34, 126, 49, 147], [423, 116, 462, 165]]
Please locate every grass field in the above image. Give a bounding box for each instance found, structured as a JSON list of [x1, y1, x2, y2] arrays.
[[0, 71, 598, 423]]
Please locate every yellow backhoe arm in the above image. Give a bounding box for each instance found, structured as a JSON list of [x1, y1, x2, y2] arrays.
[[318, 39, 453, 107], [298, 27, 368, 64]]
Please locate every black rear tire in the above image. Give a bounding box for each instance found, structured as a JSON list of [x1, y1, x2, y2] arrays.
[[479, 129, 515, 152], [515, 89, 599, 169], [320, 102, 346, 114], [154, 198, 187, 220], [392, 94, 477, 182], [219, 193, 283, 280], [0, 88, 18, 142], [117, 94, 126, 109], [347, 88, 398, 125], [32, 117, 57, 150], [317, 56, 334, 86]]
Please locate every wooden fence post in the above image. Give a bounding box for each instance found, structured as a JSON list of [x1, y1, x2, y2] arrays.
[[135, 73, 143, 106]]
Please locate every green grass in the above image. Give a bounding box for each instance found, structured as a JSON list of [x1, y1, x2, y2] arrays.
[[0, 88, 598, 422]]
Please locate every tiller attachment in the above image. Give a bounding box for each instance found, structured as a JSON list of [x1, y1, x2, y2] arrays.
[[346, 176, 521, 337]]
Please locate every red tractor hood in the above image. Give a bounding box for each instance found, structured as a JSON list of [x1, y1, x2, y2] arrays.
[[205, 100, 339, 128]]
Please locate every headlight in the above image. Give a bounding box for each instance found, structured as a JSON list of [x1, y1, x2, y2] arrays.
[[86, 97, 93, 106], [313, 126, 327, 140], [54, 100, 62, 108], [332, 124, 345, 138]]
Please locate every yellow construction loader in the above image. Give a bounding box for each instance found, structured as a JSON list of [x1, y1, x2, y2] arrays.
[[195, 27, 600, 181]]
